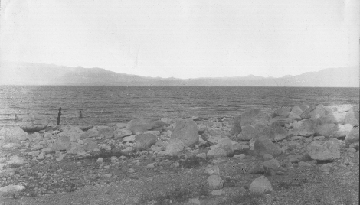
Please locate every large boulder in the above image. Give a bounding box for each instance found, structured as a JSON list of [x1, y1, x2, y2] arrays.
[[207, 138, 234, 157], [0, 126, 28, 142], [170, 119, 199, 147], [300, 105, 316, 119], [238, 125, 258, 141], [272, 107, 291, 118], [345, 127, 359, 145], [83, 139, 99, 152], [127, 119, 166, 134], [254, 137, 282, 157], [51, 135, 71, 151], [58, 125, 84, 142], [344, 110, 359, 126], [269, 123, 288, 141], [290, 105, 304, 116], [94, 125, 114, 139], [162, 139, 185, 156], [249, 176, 273, 194], [18, 113, 49, 132], [306, 140, 340, 161], [135, 133, 157, 151], [240, 109, 269, 126], [80, 128, 99, 139], [291, 119, 317, 136]]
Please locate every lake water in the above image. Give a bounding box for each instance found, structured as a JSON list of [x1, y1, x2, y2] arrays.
[[0, 86, 359, 126]]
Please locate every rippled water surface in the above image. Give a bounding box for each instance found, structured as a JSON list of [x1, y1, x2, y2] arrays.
[[0, 86, 358, 125]]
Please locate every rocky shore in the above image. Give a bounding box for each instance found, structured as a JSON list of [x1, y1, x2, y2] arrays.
[[0, 104, 359, 205]]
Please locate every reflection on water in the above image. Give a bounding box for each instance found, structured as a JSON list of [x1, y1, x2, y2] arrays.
[[0, 86, 359, 125]]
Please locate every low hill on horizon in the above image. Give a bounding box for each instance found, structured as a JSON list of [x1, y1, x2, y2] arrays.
[[0, 62, 358, 87]]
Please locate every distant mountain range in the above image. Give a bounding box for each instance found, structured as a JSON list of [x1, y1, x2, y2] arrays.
[[0, 62, 358, 87]]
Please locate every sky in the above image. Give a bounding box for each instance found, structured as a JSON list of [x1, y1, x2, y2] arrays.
[[1, 0, 359, 79]]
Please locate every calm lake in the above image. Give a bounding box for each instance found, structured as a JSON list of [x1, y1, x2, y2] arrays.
[[0, 86, 359, 126]]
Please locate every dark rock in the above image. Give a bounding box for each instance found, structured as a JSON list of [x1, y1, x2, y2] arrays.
[[230, 115, 242, 136], [135, 133, 157, 151], [254, 137, 282, 157]]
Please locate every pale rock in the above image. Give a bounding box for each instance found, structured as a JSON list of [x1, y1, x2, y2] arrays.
[[240, 109, 270, 126], [217, 138, 234, 156], [59, 125, 83, 141], [262, 158, 281, 170], [123, 135, 136, 142], [99, 144, 111, 151], [44, 132, 53, 139], [207, 174, 223, 190], [37, 152, 45, 160], [162, 139, 185, 156], [2, 143, 20, 149], [207, 146, 228, 157], [307, 140, 340, 161], [210, 190, 224, 196], [196, 152, 207, 159], [327, 104, 353, 113], [0, 184, 25, 196], [51, 135, 71, 151], [273, 107, 291, 117], [29, 132, 43, 142], [344, 110, 359, 126], [146, 163, 156, 169], [115, 123, 127, 129], [110, 156, 118, 163], [83, 139, 99, 152], [7, 155, 25, 165], [331, 112, 347, 124], [122, 147, 133, 152], [95, 125, 114, 139], [187, 198, 201, 205], [96, 158, 103, 164], [345, 127, 359, 145], [288, 112, 301, 120], [0, 126, 28, 142], [291, 119, 317, 136], [291, 106, 304, 116], [170, 119, 199, 147], [27, 151, 40, 157], [205, 165, 220, 175], [334, 124, 353, 138], [127, 119, 165, 134], [80, 128, 99, 139], [249, 176, 273, 194]]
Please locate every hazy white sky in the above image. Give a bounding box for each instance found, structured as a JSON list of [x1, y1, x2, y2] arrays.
[[1, 0, 359, 79]]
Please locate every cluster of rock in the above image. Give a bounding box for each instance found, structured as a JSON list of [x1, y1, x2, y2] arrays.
[[0, 103, 358, 199]]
